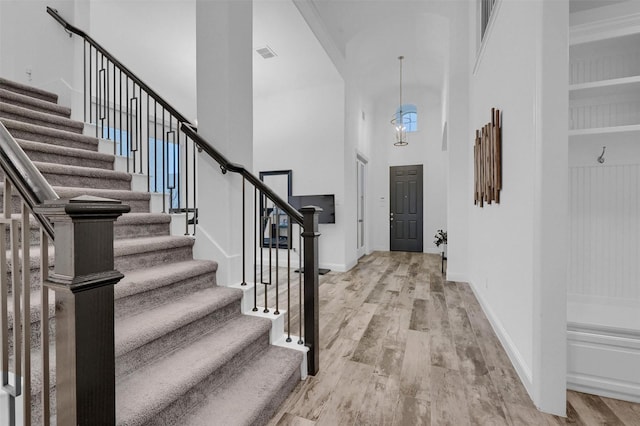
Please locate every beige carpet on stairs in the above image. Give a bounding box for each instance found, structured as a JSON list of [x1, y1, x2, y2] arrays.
[[0, 76, 303, 426]]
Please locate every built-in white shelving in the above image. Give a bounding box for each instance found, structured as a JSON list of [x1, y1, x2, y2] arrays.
[[567, 3, 640, 403], [569, 75, 640, 99], [569, 124, 640, 137], [569, 29, 640, 138]]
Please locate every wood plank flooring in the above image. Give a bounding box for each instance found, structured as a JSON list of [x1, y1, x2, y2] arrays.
[[266, 251, 640, 426]]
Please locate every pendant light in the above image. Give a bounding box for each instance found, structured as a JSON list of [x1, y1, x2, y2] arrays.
[[391, 55, 408, 146]]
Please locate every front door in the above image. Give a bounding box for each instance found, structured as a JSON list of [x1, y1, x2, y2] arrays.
[[390, 165, 423, 252]]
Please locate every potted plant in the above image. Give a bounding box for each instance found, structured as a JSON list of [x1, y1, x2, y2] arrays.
[[434, 229, 447, 258]]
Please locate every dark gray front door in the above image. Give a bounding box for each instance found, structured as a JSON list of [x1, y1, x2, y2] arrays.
[[390, 165, 423, 252]]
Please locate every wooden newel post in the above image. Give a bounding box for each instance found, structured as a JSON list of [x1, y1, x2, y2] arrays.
[[300, 206, 321, 376], [34, 195, 130, 426]]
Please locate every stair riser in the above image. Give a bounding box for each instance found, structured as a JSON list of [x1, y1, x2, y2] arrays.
[[116, 299, 242, 378], [146, 333, 272, 426], [115, 271, 215, 320], [39, 171, 131, 191], [114, 221, 170, 240], [21, 148, 113, 170], [0, 93, 70, 119], [1, 121, 98, 151], [115, 245, 193, 272], [0, 109, 83, 134], [0, 81, 58, 104]]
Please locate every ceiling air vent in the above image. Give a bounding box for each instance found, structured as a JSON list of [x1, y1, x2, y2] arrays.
[[255, 46, 277, 59]]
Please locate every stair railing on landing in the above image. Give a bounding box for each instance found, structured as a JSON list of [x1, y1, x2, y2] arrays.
[[47, 7, 321, 376]]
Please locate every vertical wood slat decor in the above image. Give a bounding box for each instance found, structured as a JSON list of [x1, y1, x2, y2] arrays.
[[568, 164, 640, 301], [474, 108, 502, 207]]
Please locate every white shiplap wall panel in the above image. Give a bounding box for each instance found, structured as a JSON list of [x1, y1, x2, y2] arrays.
[[569, 164, 640, 301]]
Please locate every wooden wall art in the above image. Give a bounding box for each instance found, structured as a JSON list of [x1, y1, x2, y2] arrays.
[[474, 108, 502, 207]]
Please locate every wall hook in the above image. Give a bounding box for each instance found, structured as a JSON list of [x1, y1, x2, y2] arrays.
[[597, 146, 606, 164]]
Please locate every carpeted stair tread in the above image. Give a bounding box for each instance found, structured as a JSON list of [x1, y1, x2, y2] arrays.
[[0, 78, 58, 103], [181, 346, 303, 426], [114, 235, 193, 257], [0, 77, 305, 425], [5, 289, 55, 330], [0, 88, 70, 118], [7, 236, 193, 274], [116, 212, 171, 227], [54, 186, 151, 212], [0, 118, 99, 151], [116, 314, 271, 426], [114, 285, 242, 357], [115, 259, 216, 300], [33, 161, 131, 190], [114, 213, 171, 239], [18, 139, 114, 169], [0, 102, 84, 134]]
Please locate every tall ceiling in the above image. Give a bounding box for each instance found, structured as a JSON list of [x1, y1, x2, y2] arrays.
[[254, 0, 454, 102]]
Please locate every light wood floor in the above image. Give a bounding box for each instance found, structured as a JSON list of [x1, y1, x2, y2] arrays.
[[266, 251, 640, 426]]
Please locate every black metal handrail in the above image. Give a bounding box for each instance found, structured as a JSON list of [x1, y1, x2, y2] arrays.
[[47, 5, 303, 226], [180, 123, 303, 224], [47, 6, 320, 379], [46, 6, 189, 126], [0, 121, 58, 238]]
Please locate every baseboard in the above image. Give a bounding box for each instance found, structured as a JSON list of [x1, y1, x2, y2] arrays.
[[320, 260, 356, 273], [567, 323, 640, 403], [445, 272, 468, 282], [467, 281, 534, 394]]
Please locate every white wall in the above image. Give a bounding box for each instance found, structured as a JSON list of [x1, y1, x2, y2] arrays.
[[253, 80, 346, 271], [445, 1, 470, 282], [89, 0, 197, 120], [0, 0, 78, 106], [369, 86, 446, 253], [468, 0, 537, 380], [195, 0, 253, 285], [465, 0, 568, 415]]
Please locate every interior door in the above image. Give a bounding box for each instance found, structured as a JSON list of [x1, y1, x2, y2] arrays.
[[357, 158, 366, 258], [390, 165, 423, 252]]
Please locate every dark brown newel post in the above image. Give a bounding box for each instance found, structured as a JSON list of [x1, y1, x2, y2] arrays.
[[300, 206, 321, 376], [34, 195, 130, 426]]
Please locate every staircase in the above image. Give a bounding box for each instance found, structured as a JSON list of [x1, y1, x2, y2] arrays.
[[0, 77, 303, 425]]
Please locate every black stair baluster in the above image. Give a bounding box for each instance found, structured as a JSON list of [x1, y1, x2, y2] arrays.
[[83, 40, 87, 122], [192, 135, 197, 236], [286, 217, 292, 342], [161, 107, 166, 213], [253, 186, 258, 312], [298, 226, 303, 345], [264, 210, 271, 314], [274, 206, 280, 315], [241, 177, 246, 286]]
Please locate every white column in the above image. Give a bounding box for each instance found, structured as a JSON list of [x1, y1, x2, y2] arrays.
[[195, 0, 253, 285], [445, 2, 470, 281], [532, 0, 569, 416]]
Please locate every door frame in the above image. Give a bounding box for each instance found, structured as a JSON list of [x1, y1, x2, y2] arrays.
[[356, 154, 368, 258]]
